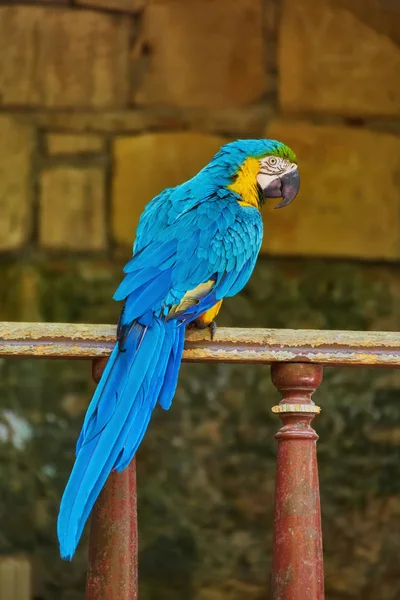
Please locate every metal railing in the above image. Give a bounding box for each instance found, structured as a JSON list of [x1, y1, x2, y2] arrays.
[[1, 322, 399, 600]]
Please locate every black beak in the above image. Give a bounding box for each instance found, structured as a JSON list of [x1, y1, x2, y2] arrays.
[[262, 167, 300, 209]]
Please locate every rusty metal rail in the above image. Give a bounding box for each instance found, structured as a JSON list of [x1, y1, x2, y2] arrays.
[[1, 321, 399, 600], [0, 321, 399, 366]]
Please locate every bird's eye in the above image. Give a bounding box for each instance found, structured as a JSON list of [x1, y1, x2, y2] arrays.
[[260, 155, 284, 175]]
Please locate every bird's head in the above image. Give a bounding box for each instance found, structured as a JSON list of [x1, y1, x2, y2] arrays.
[[210, 139, 300, 210]]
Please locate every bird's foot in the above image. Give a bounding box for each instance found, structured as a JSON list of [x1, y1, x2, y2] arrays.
[[209, 320, 217, 341], [192, 318, 217, 341]]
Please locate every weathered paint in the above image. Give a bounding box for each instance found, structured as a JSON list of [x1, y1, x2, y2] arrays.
[[0, 322, 399, 367], [85, 358, 138, 600], [270, 363, 324, 600]]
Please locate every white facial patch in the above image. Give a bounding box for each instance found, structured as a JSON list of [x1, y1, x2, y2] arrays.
[[257, 156, 297, 189]]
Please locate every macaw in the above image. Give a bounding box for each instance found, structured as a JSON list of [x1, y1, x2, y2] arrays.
[[58, 138, 300, 560]]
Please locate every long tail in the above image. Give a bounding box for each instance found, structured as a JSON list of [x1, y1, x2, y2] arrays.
[[57, 317, 185, 560]]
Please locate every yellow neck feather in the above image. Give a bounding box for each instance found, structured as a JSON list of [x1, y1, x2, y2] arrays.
[[227, 157, 260, 209]]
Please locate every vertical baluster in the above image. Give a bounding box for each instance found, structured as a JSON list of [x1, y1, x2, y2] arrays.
[[86, 357, 138, 600], [270, 363, 324, 600]]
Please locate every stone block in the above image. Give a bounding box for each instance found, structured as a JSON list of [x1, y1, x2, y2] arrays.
[[0, 7, 130, 108], [0, 116, 33, 251], [0, 556, 31, 600], [112, 132, 226, 246], [133, 0, 266, 108], [262, 120, 400, 260], [39, 167, 107, 250], [46, 133, 105, 155], [279, 0, 400, 117]]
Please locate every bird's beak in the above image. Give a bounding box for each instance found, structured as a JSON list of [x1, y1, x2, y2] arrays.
[[260, 167, 300, 209]]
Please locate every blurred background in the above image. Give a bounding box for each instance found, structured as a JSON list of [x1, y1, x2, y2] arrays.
[[0, 0, 399, 598]]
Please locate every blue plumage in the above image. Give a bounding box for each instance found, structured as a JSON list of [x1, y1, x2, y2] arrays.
[[58, 138, 298, 560]]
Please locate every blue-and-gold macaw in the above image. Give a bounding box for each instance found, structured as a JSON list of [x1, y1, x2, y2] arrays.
[[58, 138, 300, 559]]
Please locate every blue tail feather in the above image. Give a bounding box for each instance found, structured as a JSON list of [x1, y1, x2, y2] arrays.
[[113, 321, 173, 471], [75, 343, 120, 454], [158, 325, 186, 410], [57, 316, 183, 560]]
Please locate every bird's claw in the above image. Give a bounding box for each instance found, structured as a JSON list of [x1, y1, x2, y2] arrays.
[[209, 320, 217, 341], [191, 318, 217, 341]]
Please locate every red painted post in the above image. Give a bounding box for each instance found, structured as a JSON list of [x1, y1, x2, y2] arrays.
[[85, 358, 138, 600], [270, 362, 324, 600]]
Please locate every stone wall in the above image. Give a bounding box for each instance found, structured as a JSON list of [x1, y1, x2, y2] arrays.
[[1, 0, 399, 260], [0, 1, 399, 599]]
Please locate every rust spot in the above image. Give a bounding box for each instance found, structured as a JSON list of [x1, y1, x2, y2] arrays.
[[272, 564, 295, 600]]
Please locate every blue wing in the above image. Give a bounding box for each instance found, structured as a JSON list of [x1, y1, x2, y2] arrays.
[[114, 187, 263, 326]]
